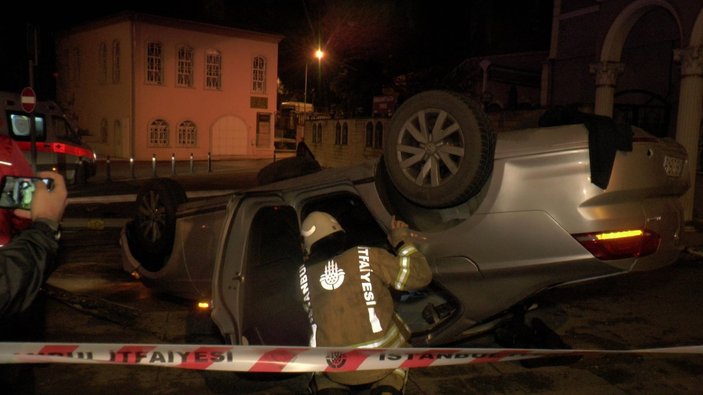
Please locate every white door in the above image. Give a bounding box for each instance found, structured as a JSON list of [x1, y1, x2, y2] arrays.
[[211, 115, 248, 156]]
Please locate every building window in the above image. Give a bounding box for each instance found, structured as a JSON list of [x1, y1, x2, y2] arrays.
[[146, 41, 163, 85], [112, 40, 120, 83], [148, 119, 169, 146], [374, 121, 384, 149], [100, 118, 108, 143], [312, 123, 322, 144], [177, 46, 194, 88], [98, 42, 107, 84], [71, 48, 80, 87], [206, 49, 222, 90], [252, 56, 266, 93], [114, 120, 122, 148], [341, 122, 349, 145], [365, 122, 373, 147], [58, 48, 69, 92], [335, 122, 341, 145], [177, 120, 197, 146]]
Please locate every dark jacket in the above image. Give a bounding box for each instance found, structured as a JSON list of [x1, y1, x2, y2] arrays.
[[0, 221, 60, 318]]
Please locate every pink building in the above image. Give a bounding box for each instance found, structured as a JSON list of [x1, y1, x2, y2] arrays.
[[55, 12, 282, 161]]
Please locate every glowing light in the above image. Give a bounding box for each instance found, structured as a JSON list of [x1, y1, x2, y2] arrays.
[[197, 301, 211, 310], [595, 229, 644, 240], [315, 49, 324, 60], [573, 229, 660, 260]]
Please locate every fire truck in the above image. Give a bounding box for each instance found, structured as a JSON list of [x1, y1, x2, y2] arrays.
[[0, 91, 96, 184]]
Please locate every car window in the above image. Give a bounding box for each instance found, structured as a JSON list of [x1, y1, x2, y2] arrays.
[[302, 193, 389, 250], [51, 116, 76, 141], [7, 112, 47, 141], [241, 205, 309, 346]]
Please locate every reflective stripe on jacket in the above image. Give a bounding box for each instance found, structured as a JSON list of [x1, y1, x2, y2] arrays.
[[303, 242, 430, 348]]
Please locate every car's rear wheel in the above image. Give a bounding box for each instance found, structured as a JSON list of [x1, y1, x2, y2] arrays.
[[385, 90, 495, 208], [133, 178, 186, 271]]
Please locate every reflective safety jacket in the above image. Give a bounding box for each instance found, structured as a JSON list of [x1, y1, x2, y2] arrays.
[[299, 236, 431, 349]]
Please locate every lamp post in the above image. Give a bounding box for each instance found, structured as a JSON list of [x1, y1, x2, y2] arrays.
[[304, 62, 309, 116], [313, 49, 324, 111], [302, 49, 324, 138]]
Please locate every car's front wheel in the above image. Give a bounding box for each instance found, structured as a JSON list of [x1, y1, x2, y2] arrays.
[[132, 178, 186, 271], [384, 90, 495, 208]]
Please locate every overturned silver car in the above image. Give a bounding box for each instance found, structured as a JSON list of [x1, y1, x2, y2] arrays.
[[121, 90, 689, 347]]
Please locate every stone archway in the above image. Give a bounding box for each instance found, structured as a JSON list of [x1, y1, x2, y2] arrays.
[[593, 0, 682, 117], [682, 7, 703, 225], [594, 0, 703, 223], [210, 115, 248, 157]]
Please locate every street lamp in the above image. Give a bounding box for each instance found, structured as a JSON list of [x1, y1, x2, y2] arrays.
[[303, 48, 324, 138], [303, 48, 325, 113]]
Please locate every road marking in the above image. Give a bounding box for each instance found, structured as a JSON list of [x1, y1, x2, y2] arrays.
[[62, 218, 130, 229]]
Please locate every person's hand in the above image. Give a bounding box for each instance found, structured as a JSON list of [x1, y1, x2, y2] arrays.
[[13, 171, 67, 223], [391, 215, 408, 230], [388, 215, 409, 248]]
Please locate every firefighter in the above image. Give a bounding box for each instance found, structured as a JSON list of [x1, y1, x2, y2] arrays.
[[298, 211, 431, 395]]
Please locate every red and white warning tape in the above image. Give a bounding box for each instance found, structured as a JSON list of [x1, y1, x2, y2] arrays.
[[1, 343, 703, 372]]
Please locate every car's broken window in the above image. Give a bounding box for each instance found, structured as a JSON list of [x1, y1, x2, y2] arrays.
[[302, 193, 389, 251]]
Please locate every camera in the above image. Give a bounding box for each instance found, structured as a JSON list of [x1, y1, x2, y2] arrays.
[[0, 176, 54, 210]]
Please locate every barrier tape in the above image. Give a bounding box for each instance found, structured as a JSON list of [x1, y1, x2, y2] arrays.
[[1, 343, 703, 372]]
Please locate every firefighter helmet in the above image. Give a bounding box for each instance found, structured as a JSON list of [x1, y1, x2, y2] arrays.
[[301, 211, 344, 254]]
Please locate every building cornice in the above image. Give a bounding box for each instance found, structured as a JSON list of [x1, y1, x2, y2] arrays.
[[56, 11, 284, 44]]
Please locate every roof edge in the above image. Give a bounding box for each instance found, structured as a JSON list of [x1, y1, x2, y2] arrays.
[[57, 11, 284, 43]]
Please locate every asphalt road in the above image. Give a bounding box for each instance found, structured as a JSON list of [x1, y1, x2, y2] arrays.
[[4, 159, 703, 394]]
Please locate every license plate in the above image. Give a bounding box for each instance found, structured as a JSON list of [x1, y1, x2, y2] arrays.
[[663, 155, 684, 177]]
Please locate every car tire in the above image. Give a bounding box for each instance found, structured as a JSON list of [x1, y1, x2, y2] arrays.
[[133, 178, 187, 271], [256, 156, 321, 185], [384, 90, 495, 208]]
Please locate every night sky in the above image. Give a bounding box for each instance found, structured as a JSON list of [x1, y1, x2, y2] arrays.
[[0, 0, 552, 101]]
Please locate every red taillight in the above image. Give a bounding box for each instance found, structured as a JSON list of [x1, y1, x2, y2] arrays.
[[573, 229, 660, 260]]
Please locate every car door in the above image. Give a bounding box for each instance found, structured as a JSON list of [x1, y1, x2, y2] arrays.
[[211, 182, 391, 347], [211, 193, 309, 346]]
